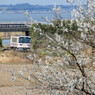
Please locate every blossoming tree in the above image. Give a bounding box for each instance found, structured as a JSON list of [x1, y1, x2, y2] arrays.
[[10, 0, 95, 95]]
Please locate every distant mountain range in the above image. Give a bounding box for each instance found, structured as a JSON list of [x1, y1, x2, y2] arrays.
[[0, 3, 74, 12]]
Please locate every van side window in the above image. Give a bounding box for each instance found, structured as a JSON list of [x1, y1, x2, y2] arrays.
[[12, 38, 17, 43]]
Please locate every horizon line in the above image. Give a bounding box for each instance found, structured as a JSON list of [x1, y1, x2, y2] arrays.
[[0, 3, 71, 6]]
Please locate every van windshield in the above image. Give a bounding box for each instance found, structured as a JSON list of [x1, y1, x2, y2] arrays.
[[19, 37, 31, 43]]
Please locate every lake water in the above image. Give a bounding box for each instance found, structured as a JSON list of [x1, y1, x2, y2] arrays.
[[0, 12, 71, 23]]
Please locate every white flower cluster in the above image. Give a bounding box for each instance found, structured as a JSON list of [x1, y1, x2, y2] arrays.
[[52, 4, 61, 20], [53, 4, 61, 15], [67, 0, 74, 3]]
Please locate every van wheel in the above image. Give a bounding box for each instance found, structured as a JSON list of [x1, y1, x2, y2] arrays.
[[13, 47, 17, 51], [23, 48, 27, 52]]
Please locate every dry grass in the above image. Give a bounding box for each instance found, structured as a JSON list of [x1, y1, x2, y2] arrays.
[[0, 50, 32, 64], [0, 64, 44, 95]]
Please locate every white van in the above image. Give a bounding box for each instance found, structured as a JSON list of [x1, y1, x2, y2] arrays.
[[10, 35, 31, 51]]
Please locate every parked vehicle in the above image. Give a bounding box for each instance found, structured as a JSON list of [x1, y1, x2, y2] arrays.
[[10, 35, 31, 51]]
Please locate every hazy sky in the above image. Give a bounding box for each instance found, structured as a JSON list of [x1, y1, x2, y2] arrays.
[[0, 0, 86, 5]]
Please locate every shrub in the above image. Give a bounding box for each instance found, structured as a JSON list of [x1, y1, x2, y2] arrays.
[[0, 38, 2, 47]]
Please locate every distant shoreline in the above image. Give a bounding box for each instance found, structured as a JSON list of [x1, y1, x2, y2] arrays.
[[0, 3, 73, 13]]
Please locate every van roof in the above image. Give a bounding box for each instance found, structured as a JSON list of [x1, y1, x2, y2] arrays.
[[11, 35, 31, 38], [14, 34, 24, 36]]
